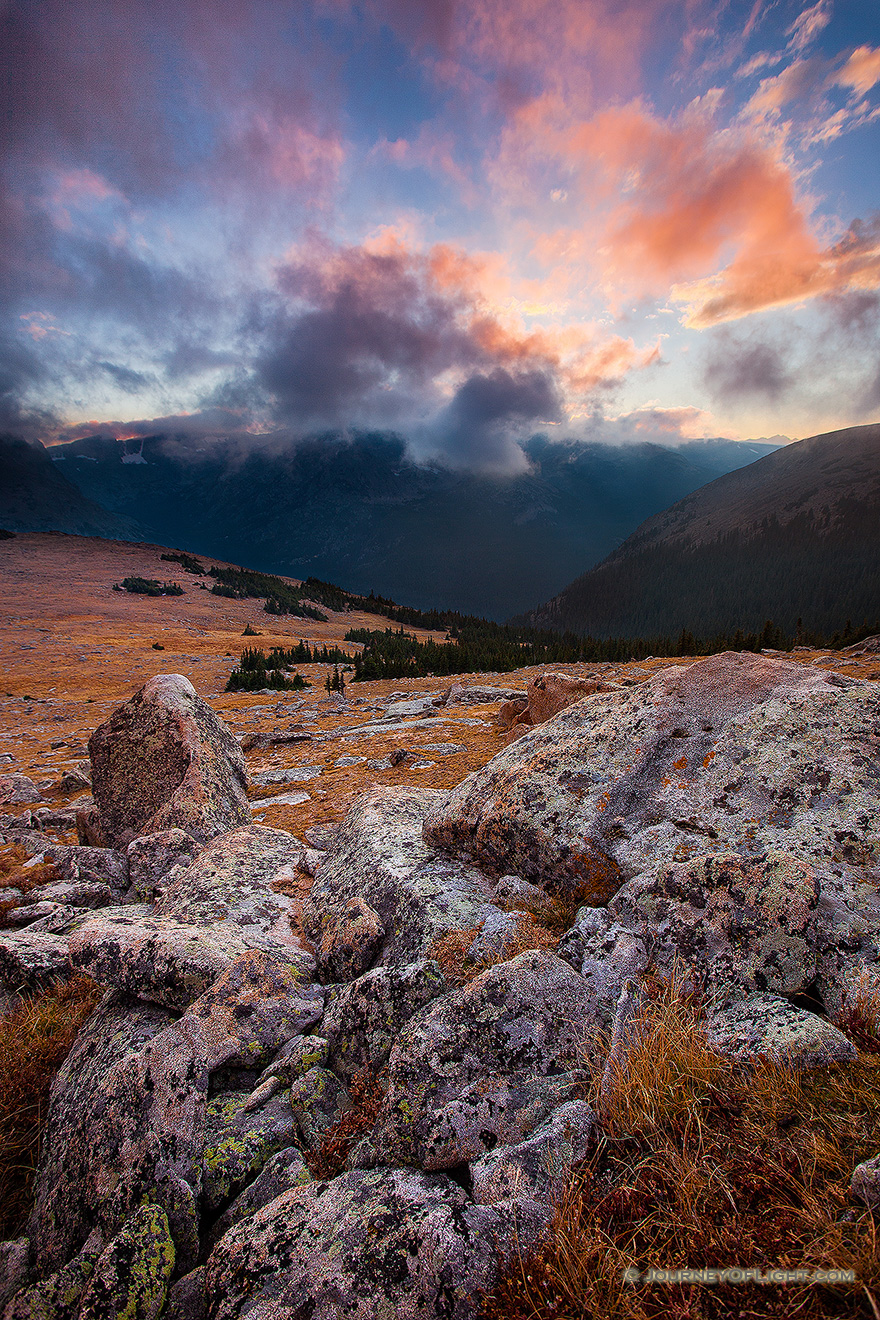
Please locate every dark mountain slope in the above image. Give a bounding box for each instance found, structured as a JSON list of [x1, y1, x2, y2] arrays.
[[526, 423, 880, 638], [0, 434, 142, 540], [48, 431, 778, 618]]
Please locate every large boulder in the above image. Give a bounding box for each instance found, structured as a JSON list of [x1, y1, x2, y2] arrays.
[[525, 671, 617, 725], [322, 959, 448, 1084], [29, 952, 323, 1275], [301, 788, 502, 977], [87, 675, 249, 848], [423, 652, 879, 905], [204, 1167, 542, 1320], [362, 950, 594, 1170]]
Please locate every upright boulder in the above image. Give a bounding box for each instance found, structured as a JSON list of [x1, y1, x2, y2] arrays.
[[87, 675, 249, 848]]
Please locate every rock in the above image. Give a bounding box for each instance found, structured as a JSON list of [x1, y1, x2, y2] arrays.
[[317, 896, 384, 982], [365, 950, 594, 1170], [125, 830, 201, 904], [28, 881, 112, 909], [496, 697, 531, 731], [29, 952, 323, 1273], [30, 807, 78, 832], [323, 960, 447, 1084], [424, 652, 878, 904], [386, 696, 440, 718], [706, 993, 857, 1067], [53, 846, 128, 896], [572, 851, 820, 1007], [288, 1067, 352, 1151], [255, 1034, 330, 1087], [443, 684, 525, 706], [70, 828, 314, 1009], [467, 910, 523, 962], [304, 824, 340, 850], [1, 902, 72, 930], [4, 1227, 104, 1320], [76, 1204, 174, 1320], [206, 1148, 311, 1248], [814, 878, 880, 1017], [295, 846, 324, 878], [204, 1167, 538, 1320], [202, 1093, 299, 1215], [302, 787, 500, 974], [0, 1239, 30, 1312], [470, 1099, 595, 1209], [0, 777, 42, 806], [75, 805, 105, 848], [162, 1268, 206, 1320], [526, 671, 613, 724], [851, 1155, 880, 1209], [58, 767, 91, 795], [491, 873, 559, 924], [0, 928, 73, 994], [87, 674, 250, 848]]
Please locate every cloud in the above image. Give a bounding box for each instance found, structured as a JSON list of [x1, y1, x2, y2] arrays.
[[422, 366, 561, 472], [702, 330, 794, 403], [257, 231, 658, 448], [785, 1, 832, 54]]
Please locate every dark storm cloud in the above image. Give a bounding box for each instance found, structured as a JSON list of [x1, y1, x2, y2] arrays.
[[702, 330, 793, 402], [260, 242, 487, 424], [427, 367, 562, 472]]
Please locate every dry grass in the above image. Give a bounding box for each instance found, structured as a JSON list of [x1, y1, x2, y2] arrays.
[[303, 1065, 386, 1180], [835, 985, 880, 1056], [0, 974, 102, 1237], [427, 914, 563, 989], [482, 978, 880, 1320]]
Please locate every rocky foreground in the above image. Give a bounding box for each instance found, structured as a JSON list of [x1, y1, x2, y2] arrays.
[[1, 651, 879, 1317]]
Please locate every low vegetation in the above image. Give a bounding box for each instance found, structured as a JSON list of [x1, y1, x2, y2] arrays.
[[160, 551, 206, 574], [0, 843, 63, 928], [482, 978, 880, 1320], [303, 1065, 387, 1180], [115, 576, 184, 596], [0, 976, 101, 1237]]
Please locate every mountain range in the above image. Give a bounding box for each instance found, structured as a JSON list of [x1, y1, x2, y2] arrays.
[[526, 422, 880, 638], [2, 430, 779, 619]]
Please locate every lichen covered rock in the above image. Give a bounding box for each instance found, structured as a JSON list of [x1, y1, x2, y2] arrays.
[[424, 652, 878, 903], [76, 1204, 174, 1320], [204, 1167, 535, 1320], [706, 992, 857, 1067], [323, 959, 447, 1084], [302, 787, 501, 974], [364, 950, 594, 1170], [88, 674, 250, 848]]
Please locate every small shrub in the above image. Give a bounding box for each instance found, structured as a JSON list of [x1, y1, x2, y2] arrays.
[[427, 914, 562, 989], [152, 641, 164, 650], [118, 577, 184, 597], [0, 975, 101, 1237]]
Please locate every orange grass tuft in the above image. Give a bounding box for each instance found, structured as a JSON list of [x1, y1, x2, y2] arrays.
[[304, 1065, 387, 1180], [0, 975, 102, 1237], [482, 977, 880, 1320]]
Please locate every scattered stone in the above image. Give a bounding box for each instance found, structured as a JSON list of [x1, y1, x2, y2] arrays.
[[0, 776, 42, 806], [526, 671, 616, 724], [0, 927, 74, 994], [0, 1238, 30, 1312], [443, 684, 525, 706], [28, 880, 112, 909], [88, 674, 250, 848], [334, 755, 365, 767], [250, 767, 322, 785], [58, 767, 91, 795], [386, 696, 441, 718], [303, 824, 340, 850]]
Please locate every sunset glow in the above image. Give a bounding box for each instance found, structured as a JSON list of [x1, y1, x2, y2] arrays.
[[2, 0, 878, 464]]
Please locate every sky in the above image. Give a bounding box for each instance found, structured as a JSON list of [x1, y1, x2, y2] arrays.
[[2, 0, 879, 472]]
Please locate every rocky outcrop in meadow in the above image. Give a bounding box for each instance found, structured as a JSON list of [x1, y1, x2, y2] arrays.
[[1, 653, 879, 1317]]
